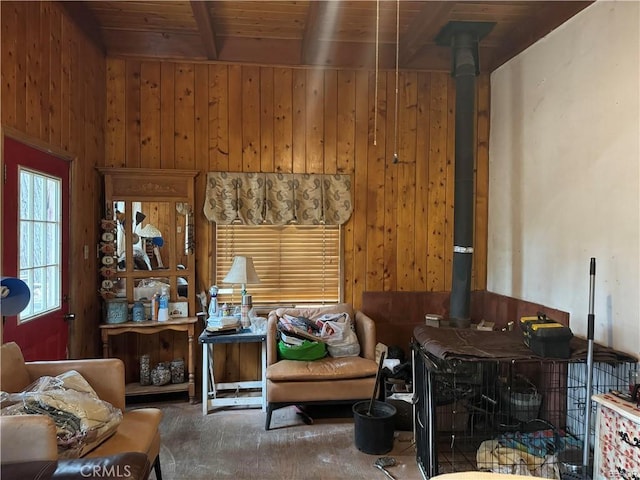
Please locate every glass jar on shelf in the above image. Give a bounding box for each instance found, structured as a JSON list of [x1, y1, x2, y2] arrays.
[[170, 358, 185, 384], [150, 362, 171, 386], [139, 354, 151, 386]]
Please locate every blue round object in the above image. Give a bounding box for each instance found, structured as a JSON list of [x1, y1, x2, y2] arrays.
[[0, 277, 31, 316]]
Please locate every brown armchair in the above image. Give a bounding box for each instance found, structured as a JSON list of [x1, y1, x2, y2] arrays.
[[265, 303, 379, 430], [0, 342, 162, 480]]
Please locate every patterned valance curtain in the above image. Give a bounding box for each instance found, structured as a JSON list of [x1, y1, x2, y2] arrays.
[[204, 172, 353, 225]]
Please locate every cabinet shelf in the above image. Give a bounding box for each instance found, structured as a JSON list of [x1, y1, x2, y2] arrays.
[[100, 317, 198, 403]]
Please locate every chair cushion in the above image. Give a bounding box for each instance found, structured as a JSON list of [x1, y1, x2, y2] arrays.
[[266, 356, 378, 382], [84, 408, 162, 459]]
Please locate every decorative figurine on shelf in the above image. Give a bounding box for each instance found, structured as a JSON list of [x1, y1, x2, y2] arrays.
[[208, 285, 219, 319]]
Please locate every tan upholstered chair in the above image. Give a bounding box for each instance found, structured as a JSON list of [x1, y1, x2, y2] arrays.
[[265, 303, 378, 430], [0, 342, 163, 479]]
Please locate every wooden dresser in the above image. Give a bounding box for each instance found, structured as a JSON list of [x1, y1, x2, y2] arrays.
[[592, 393, 640, 479]]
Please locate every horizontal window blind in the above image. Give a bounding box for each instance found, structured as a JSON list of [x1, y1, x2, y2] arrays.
[[216, 225, 341, 305]]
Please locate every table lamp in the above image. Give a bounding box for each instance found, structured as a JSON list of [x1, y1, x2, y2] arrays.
[[222, 256, 260, 327], [138, 223, 164, 268]]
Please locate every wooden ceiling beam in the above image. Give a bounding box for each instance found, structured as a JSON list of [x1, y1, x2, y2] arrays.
[[190, 1, 218, 60], [58, 1, 106, 55], [399, 1, 454, 67]]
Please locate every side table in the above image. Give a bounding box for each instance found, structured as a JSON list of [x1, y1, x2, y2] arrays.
[[99, 317, 197, 403], [199, 329, 267, 415]]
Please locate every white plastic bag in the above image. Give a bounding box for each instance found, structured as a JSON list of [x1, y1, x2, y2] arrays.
[[317, 313, 360, 357]]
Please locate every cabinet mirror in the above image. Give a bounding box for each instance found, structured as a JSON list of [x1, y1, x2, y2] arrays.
[[112, 201, 194, 273]]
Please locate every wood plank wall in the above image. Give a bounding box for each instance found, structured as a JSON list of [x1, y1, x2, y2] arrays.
[[1, 1, 105, 359], [103, 59, 490, 302], [103, 59, 489, 383]]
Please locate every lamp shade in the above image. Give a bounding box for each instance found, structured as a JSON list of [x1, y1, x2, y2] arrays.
[[222, 256, 261, 285], [138, 223, 162, 238], [1, 277, 31, 316]]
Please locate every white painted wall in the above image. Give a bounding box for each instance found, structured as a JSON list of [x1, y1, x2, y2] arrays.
[[488, 1, 640, 358]]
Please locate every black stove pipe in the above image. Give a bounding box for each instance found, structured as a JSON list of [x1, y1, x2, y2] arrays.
[[434, 22, 493, 327], [449, 31, 479, 327]]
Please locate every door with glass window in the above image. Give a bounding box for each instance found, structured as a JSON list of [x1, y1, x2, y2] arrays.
[[2, 137, 70, 361]]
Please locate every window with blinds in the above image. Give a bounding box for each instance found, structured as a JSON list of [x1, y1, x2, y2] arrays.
[[215, 225, 341, 306]]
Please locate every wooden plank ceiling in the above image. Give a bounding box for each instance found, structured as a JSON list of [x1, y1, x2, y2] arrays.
[[60, 0, 593, 72]]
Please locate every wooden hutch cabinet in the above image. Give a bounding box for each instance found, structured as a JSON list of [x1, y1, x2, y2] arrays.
[[98, 168, 199, 402]]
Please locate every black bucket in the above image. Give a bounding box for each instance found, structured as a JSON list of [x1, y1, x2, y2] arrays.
[[352, 400, 397, 454]]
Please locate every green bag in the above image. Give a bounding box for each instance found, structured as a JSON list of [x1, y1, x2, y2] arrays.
[[278, 339, 326, 361]]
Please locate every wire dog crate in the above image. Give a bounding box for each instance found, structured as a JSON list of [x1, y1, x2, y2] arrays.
[[412, 327, 637, 480]]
